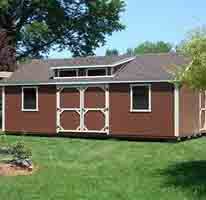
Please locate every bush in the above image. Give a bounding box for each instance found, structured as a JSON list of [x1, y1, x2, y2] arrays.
[[11, 141, 32, 160]]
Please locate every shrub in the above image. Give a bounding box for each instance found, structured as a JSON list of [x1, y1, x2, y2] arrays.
[[11, 141, 32, 160]]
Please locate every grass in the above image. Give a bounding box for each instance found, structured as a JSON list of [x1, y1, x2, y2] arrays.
[[0, 135, 206, 199]]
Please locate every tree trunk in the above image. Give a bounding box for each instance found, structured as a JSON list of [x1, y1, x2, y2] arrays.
[[0, 30, 17, 72]]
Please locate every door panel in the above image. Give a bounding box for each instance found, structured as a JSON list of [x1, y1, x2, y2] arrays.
[[60, 111, 80, 130], [60, 88, 80, 108], [84, 87, 105, 108], [84, 110, 105, 131]]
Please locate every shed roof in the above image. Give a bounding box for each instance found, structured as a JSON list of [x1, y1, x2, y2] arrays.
[[1, 53, 189, 86]]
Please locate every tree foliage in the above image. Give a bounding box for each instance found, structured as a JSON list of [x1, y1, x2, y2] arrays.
[[0, 32, 16, 71], [105, 48, 119, 56], [176, 27, 206, 90], [134, 41, 172, 55], [126, 48, 134, 56], [0, 0, 125, 65]]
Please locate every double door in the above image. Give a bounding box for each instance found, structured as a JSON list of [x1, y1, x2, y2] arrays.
[[57, 85, 109, 134]]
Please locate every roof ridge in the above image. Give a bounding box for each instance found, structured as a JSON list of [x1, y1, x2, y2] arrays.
[[36, 55, 130, 62]]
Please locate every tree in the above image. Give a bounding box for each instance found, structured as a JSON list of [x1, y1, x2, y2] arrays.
[[126, 48, 134, 56], [0, 32, 16, 71], [134, 41, 172, 55], [105, 48, 119, 56], [0, 0, 125, 67], [176, 27, 206, 90]]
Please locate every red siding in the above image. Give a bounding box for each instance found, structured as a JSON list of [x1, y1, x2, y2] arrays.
[[85, 87, 105, 108], [5, 86, 56, 134], [4, 83, 175, 139], [109, 83, 174, 138], [179, 85, 200, 136]]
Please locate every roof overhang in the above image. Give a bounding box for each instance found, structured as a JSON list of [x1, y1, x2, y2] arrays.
[[50, 57, 136, 70], [0, 79, 172, 86]]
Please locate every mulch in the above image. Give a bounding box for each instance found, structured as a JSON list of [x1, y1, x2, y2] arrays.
[[0, 163, 36, 176]]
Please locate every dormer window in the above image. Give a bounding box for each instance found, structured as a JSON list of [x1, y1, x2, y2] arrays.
[[51, 56, 135, 79], [86, 68, 107, 77], [54, 69, 78, 78], [78, 69, 86, 76], [59, 69, 77, 77], [53, 67, 112, 79]]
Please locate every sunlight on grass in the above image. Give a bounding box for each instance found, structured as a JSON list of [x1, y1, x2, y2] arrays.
[[0, 135, 205, 200]]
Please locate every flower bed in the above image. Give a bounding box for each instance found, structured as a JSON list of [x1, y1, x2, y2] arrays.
[[0, 137, 34, 176]]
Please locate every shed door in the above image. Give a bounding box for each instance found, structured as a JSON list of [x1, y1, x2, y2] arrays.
[[57, 85, 109, 134], [200, 91, 206, 131]]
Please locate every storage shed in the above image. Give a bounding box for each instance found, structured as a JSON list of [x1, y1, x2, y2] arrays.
[[0, 53, 204, 139]]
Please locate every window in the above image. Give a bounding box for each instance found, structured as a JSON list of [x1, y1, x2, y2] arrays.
[[87, 68, 107, 76], [58, 69, 77, 77], [107, 67, 112, 76], [130, 84, 151, 112], [52, 67, 114, 78], [54, 70, 58, 78], [22, 87, 38, 111], [78, 69, 86, 76]]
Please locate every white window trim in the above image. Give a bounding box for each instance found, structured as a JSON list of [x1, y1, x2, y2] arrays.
[[53, 75, 114, 79], [22, 86, 39, 112], [50, 57, 136, 70], [130, 84, 152, 112], [53, 68, 114, 79]]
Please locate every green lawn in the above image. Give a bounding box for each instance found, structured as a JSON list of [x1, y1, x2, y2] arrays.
[[0, 135, 206, 200]]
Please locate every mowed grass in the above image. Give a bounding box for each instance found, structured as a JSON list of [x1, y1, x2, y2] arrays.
[[0, 135, 206, 200]]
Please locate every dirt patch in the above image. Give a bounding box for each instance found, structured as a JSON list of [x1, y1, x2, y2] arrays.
[[0, 163, 37, 176]]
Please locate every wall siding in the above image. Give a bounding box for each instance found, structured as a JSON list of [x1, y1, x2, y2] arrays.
[[179, 85, 200, 136], [109, 83, 174, 138], [4, 83, 175, 139], [5, 86, 56, 134]]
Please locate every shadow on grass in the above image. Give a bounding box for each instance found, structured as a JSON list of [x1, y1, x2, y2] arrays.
[[161, 160, 206, 198]]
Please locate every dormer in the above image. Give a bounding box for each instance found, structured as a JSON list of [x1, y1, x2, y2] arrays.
[[50, 56, 135, 79]]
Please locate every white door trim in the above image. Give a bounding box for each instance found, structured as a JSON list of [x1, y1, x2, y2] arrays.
[[174, 85, 179, 137], [2, 86, 5, 132], [199, 91, 206, 131]]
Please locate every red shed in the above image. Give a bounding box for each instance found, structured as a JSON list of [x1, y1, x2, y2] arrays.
[[0, 54, 204, 140]]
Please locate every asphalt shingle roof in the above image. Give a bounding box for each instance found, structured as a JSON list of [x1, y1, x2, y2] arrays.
[[2, 53, 189, 85]]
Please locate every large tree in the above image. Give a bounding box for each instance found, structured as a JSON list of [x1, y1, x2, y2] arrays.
[[0, 0, 125, 69], [0, 32, 16, 71], [134, 41, 172, 55], [176, 27, 206, 90]]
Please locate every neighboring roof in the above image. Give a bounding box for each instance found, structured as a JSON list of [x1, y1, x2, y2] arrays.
[[1, 53, 189, 86]]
